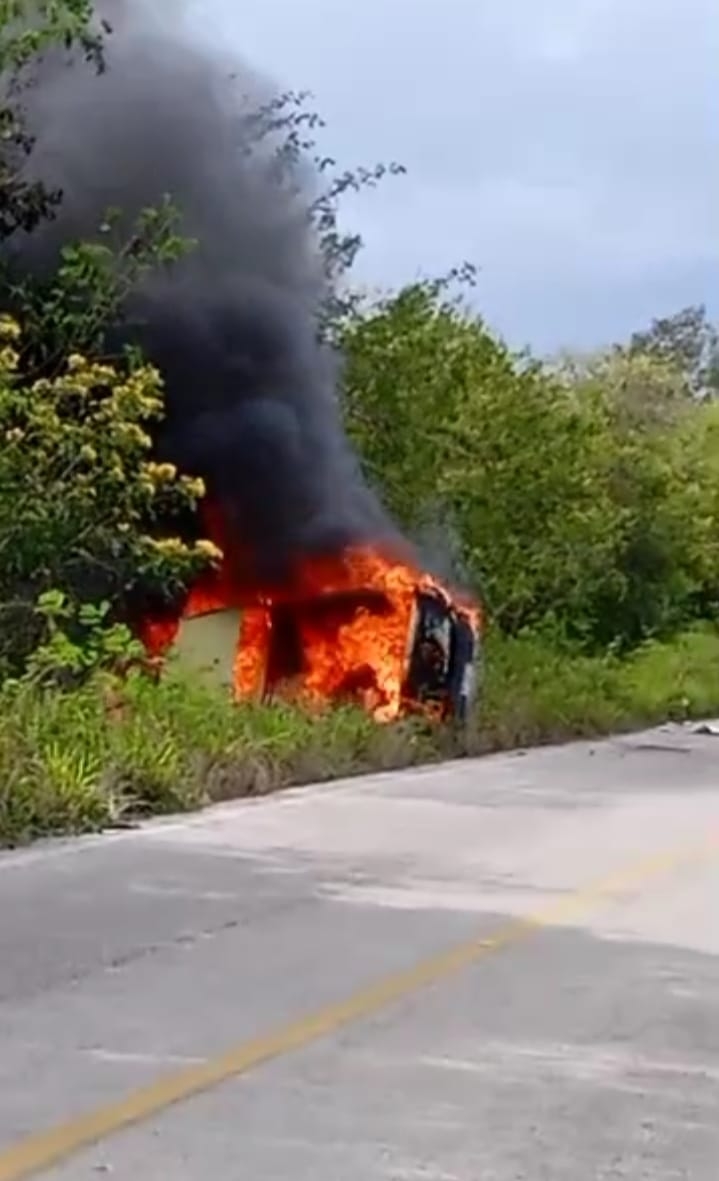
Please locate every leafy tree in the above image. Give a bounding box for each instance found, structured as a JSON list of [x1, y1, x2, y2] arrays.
[[556, 349, 719, 646], [554, 348, 692, 431], [341, 279, 624, 638], [627, 305, 719, 399], [343, 285, 719, 649]]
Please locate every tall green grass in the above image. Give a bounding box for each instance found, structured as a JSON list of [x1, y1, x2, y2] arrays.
[[2, 624, 719, 847]]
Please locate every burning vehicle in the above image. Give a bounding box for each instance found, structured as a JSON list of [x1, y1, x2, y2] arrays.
[[139, 533, 481, 723], [4, 1, 482, 723]]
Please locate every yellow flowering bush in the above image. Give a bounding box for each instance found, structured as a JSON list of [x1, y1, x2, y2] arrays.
[[0, 317, 217, 676]]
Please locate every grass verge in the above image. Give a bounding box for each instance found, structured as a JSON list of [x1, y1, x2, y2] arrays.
[[2, 623, 719, 847]]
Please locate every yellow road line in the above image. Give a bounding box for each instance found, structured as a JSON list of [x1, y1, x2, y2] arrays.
[[1, 834, 717, 1181]]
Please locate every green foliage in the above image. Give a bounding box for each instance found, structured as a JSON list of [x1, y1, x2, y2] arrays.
[[627, 304, 719, 398], [477, 624, 719, 751], [0, 318, 218, 676], [0, 0, 103, 71], [4, 624, 719, 847], [556, 350, 719, 645], [21, 591, 145, 685], [341, 280, 623, 637], [0, 1, 214, 682], [0, 1, 106, 240], [341, 282, 719, 650], [11, 197, 193, 372]]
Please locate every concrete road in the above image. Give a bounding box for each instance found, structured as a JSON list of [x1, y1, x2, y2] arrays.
[[0, 722, 718, 1180]]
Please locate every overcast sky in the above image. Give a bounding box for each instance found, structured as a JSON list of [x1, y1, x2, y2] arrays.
[[195, 0, 717, 355]]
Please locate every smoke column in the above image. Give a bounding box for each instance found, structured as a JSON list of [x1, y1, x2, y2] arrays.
[[3, 0, 408, 590]]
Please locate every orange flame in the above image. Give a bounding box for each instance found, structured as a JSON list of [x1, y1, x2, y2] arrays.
[[138, 511, 480, 722]]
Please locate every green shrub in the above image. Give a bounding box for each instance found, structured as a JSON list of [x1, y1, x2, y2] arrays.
[[0, 320, 218, 677]]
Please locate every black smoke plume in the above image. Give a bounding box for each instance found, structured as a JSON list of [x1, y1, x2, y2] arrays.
[[2, 1, 407, 593]]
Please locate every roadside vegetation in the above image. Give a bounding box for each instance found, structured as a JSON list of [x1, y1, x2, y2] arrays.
[[1, 4, 719, 845], [4, 625, 719, 846]]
